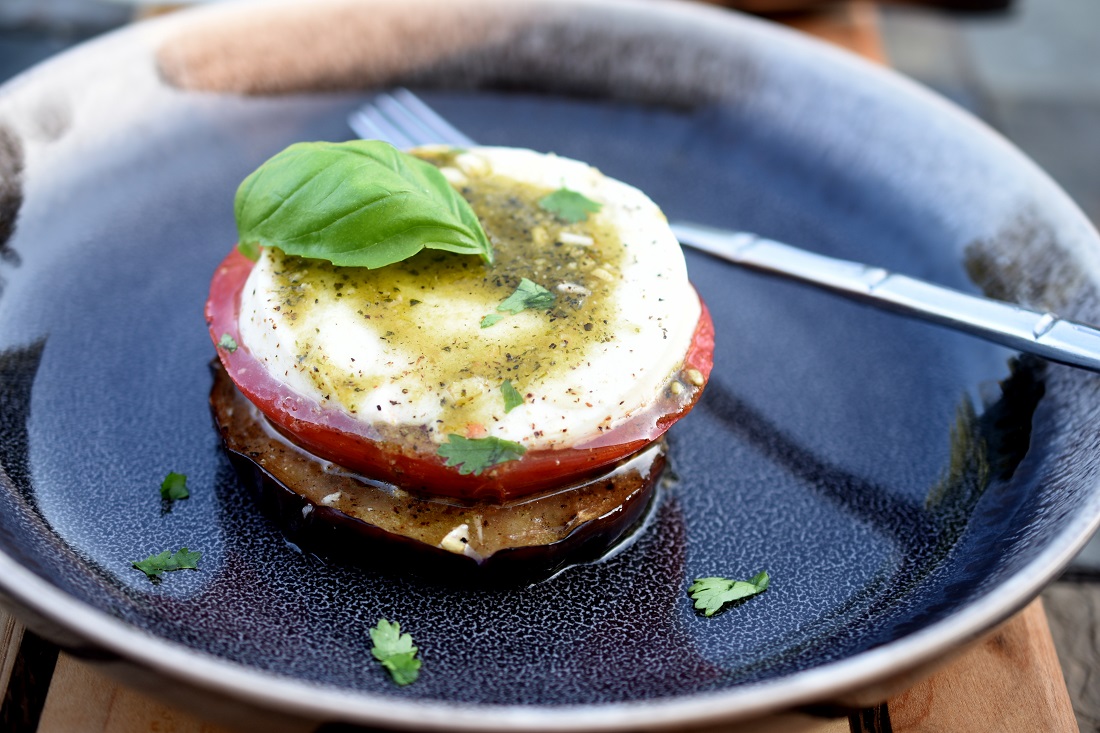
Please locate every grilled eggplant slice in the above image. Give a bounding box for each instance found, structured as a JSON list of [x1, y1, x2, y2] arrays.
[[210, 361, 665, 584]]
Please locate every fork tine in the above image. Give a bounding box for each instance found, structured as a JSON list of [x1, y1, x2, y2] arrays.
[[348, 88, 477, 150], [347, 108, 382, 141], [374, 93, 448, 147], [348, 106, 418, 149], [391, 88, 476, 147]]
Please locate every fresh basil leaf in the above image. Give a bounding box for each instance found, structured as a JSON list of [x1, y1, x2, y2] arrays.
[[437, 435, 526, 475], [235, 140, 493, 269], [238, 240, 260, 262], [480, 313, 504, 329], [132, 547, 201, 580], [370, 619, 421, 686], [501, 380, 523, 413], [217, 333, 238, 352], [497, 278, 555, 314], [160, 472, 189, 501], [538, 186, 602, 223], [688, 571, 770, 617]]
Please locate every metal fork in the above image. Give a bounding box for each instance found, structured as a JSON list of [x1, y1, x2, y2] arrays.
[[350, 89, 1100, 374]]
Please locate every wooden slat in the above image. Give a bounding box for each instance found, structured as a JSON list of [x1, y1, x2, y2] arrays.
[[694, 0, 887, 65], [0, 612, 59, 730], [780, 0, 887, 65], [6, 601, 1078, 733], [888, 599, 1077, 732], [37, 654, 235, 733], [0, 608, 22, 696], [1042, 582, 1100, 730]]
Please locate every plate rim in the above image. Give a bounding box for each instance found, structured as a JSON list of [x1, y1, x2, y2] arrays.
[[2, 510, 1097, 731], [2, 0, 1100, 728]]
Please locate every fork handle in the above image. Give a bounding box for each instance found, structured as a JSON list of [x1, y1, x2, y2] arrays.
[[671, 221, 1100, 374]]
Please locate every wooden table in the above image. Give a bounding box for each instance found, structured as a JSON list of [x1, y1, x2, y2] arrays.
[[0, 3, 1080, 731], [0, 596, 1078, 732]]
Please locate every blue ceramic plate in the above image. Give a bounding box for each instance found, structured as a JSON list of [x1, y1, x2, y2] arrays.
[[1, 0, 1099, 729]]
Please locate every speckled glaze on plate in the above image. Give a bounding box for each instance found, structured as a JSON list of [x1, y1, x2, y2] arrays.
[[2, 0, 1100, 730]]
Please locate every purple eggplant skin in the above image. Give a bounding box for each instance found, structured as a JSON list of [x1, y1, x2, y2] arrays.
[[209, 361, 666, 586]]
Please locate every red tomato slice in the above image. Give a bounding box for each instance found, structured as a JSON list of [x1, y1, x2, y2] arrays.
[[206, 248, 714, 502]]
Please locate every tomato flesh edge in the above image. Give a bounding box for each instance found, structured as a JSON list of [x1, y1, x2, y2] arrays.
[[206, 248, 714, 502]]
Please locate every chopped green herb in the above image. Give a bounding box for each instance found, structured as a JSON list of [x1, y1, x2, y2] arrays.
[[217, 333, 238, 352], [235, 140, 493, 269], [480, 313, 504, 329], [132, 548, 201, 581], [497, 278, 555, 315], [438, 435, 527, 475], [370, 619, 421, 686], [688, 571, 770, 617], [159, 472, 190, 501], [501, 380, 523, 413], [538, 186, 602, 223]]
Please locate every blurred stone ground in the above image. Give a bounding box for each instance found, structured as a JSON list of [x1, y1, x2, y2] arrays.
[[882, 0, 1100, 229], [883, 2, 1100, 727], [1, 0, 1099, 729]]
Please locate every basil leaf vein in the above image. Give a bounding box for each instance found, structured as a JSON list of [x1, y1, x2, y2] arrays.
[[235, 140, 493, 269]]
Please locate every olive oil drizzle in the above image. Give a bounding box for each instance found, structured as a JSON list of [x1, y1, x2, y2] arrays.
[[262, 153, 626, 435]]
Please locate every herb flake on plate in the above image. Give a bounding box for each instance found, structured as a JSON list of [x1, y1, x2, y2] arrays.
[[160, 472, 190, 501], [370, 619, 421, 686], [132, 548, 201, 581], [688, 571, 770, 617]]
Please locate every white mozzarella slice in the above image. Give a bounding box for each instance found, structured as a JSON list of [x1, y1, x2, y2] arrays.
[[237, 146, 701, 451]]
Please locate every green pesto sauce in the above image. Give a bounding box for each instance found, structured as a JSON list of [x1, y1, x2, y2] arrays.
[[264, 154, 625, 435]]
